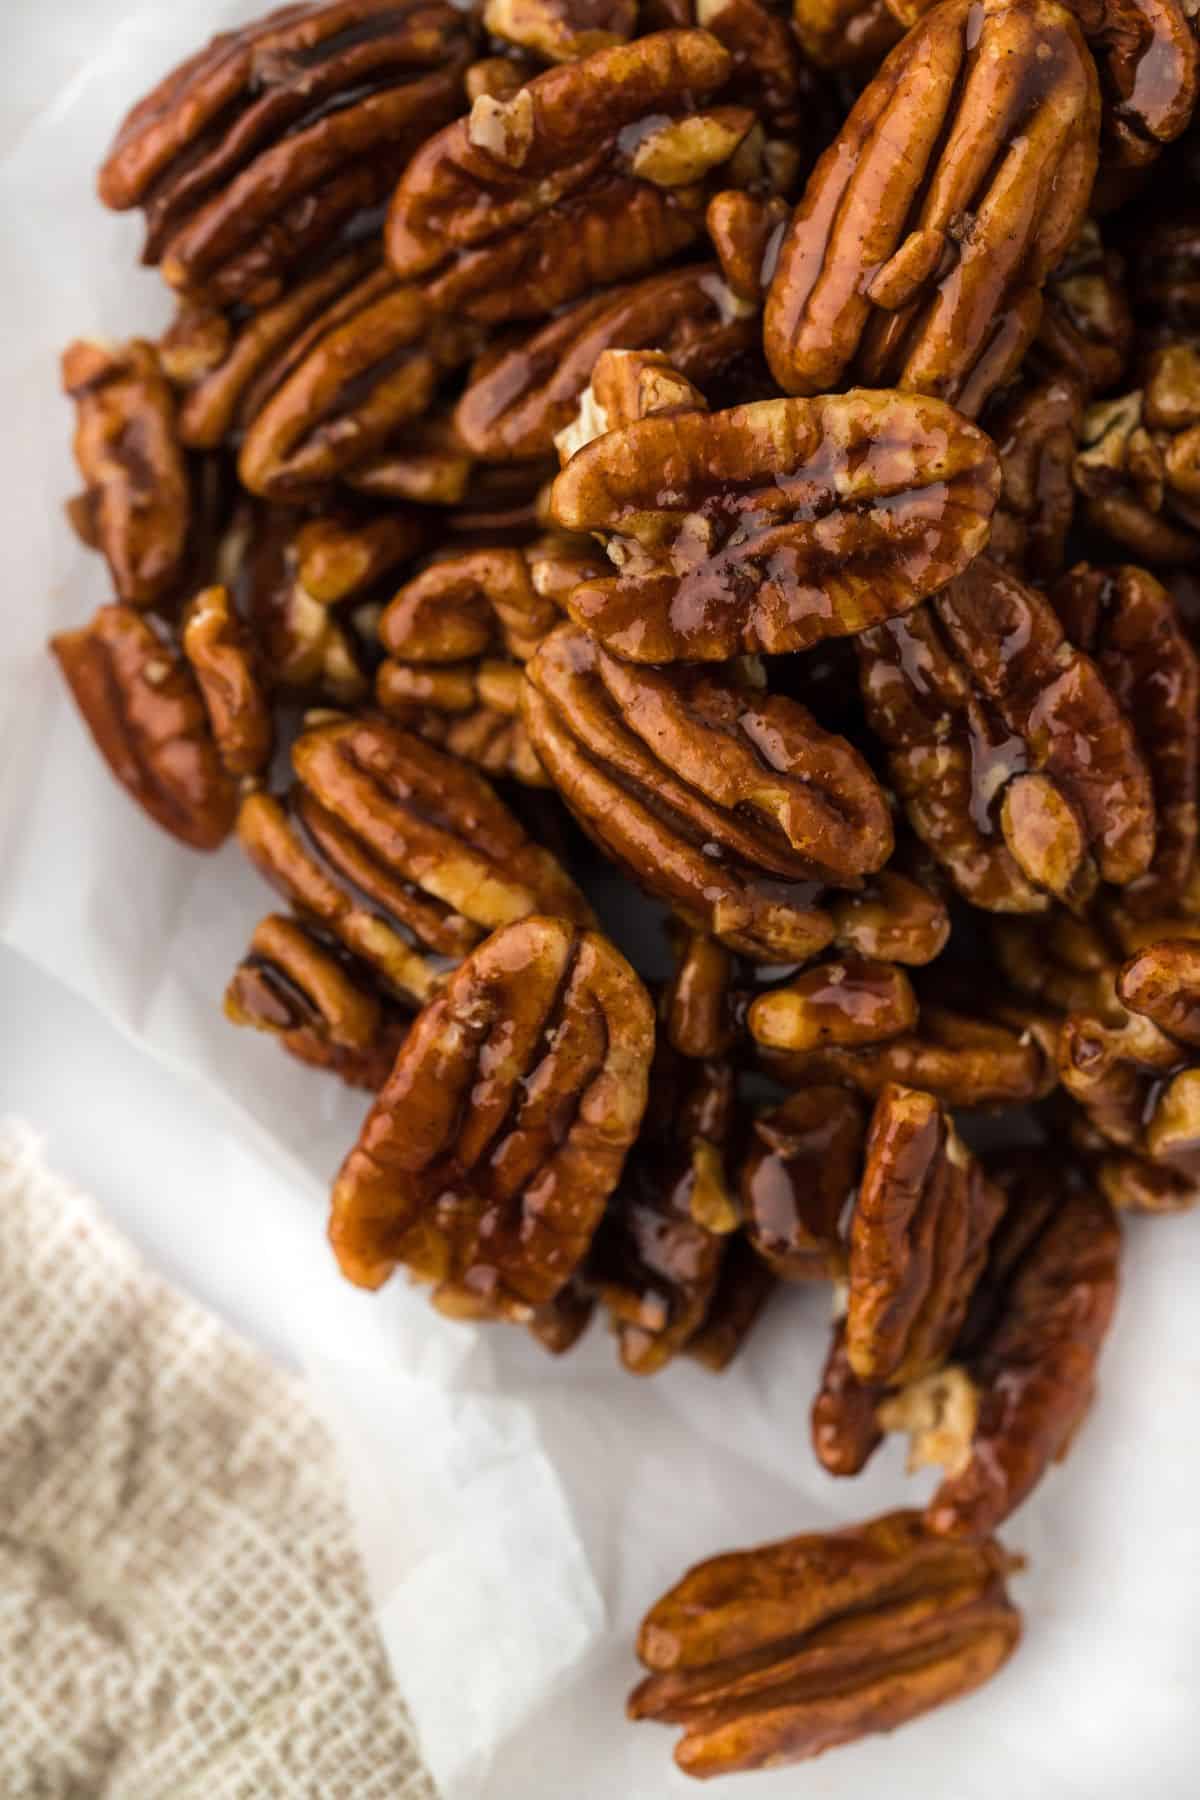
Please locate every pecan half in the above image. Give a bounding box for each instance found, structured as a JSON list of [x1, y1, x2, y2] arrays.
[[883, 1154, 1121, 1537], [292, 508, 427, 605], [1052, 562, 1199, 913], [1036, 221, 1132, 394], [62, 339, 190, 608], [181, 584, 274, 778], [845, 1084, 1006, 1386], [792, 0, 903, 68], [858, 558, 1156, 912], [629, 1509, 1022, 1777], [454, 264, 759, 462], [983, 375, 1085, 581], [224, 912, 412, 1089], [51, 605, 238, 851], [740, 1087, 865, 1279], [1074, 344, 1200, 560], [378, 540, 592, 664], [524, 622, 892, 959], [705, 188, 789, 305], [385, 31, 752, 322], [328, 915, 655, 1304], [746, 958, 918, 1055], [549, 389, 999, 661], [764, 0, 1100, 417], [588, 1052, 744, 1372], [98, 0, 474, 306]]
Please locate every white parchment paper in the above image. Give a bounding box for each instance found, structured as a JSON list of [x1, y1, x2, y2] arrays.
[[1, 5, 1198, 1793]]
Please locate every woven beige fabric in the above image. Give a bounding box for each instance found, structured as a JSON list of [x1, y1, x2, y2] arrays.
[[0, 1120, 435, 1800]]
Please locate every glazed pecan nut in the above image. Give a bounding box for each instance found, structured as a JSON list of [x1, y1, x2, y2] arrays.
[[885, 1156, 1121, 1538], [858, 557, 1156, 912], [549, 389, 999, 662], [1070, 0, 1199, 169], [1074, 345, 1200, 561], [454, 264, 758, 462], [98, 0, 473, 306], [327, 915, 655, 1303], [62, 339, 191, 609], [791, 0, 904, 68], [181, 585, 274, 778], [983, 375, 1084, 580], [378, 541, 596, 665], [746, 958, 918, 1054], [589, 1053, 741, 1373], [811, 1320, 886, 1475], [629, 1509, 1021, 1776], [845, 1083, 1006, 1387], [682, 1237, 777, 1371], [51, 604, 238, 851], [232, 506, 373, 703], [524, 621, 893, 960], [764, 0, 1100, 417], [483, 0, 637, 61], [740, 1087, 865, 1279], [704, 188, 789, 304], [292, 509, 428, 606], [385, 31, 751, 323], [224, 912, 411, 1090]]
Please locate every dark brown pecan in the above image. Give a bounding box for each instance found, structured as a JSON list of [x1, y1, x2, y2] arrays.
[[628, 1509, 1022, 1777], [1135, 212, 1200, 331], [549, 389, 999, 662], [983, 375, 1085, 581], [238, 270, 479, 499], [1035, 221, 1132, 393], [882, 1154, 1121, 1537], [1067, 0, 1198, 169], [232, 506, 374, 704], [385, 32, 752, 322], [1052, 562, 1199, 913], [62, 338, 190, 608], [764, 0, 1100, 417], [50, 604, 237, 851], [588, 1052, 745, 1373], [524, 622, 893, 960], [792, 0, 904, 68], [740, 1088, 864, 1279], [693, 0, 817, 143], [992, 910, 1124, 1018], [98, 0, 473, 306], [432, 1271, 597, 1353], [858, 558, 1156, 912], [454, 265, 759, 462], [224, 912, 413, 1089], [483, 0, 637, 60], [328, 915, 655, 1305], [236, 716, 591, 1008], [1074, 342, 1200, 560], [181, 584, 274, 778], [845, 1083, 1006, 1386]]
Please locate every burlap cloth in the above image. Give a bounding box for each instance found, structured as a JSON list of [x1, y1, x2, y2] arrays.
[[0, 1119, 436, 1799]]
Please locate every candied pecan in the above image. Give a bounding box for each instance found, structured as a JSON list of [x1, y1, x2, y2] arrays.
[[465, 56, 534, 104], [238, 271, 478, 499], [549, 389, 998, 662], [823, 870, 950, 967], [764, 0, 1100, 417], [62, 338, 190, 608], [51, 604, 237, 851], [588, 1053, 743, 1373], [1052, 563, 1199, 911], [705, 188, 789, 304], [454, 265, 758, 462], [740, 1088, 864, 1279], [792, 0, 903, 68], [328, 915, 655, 1304], [233, 506, 373, 703], [483, 0, 637, 61], [1074, 343, 1200, 559], [1060, 938, 1200, 1183], [378, 655, 548, 785], [747, 958, 918, 1055], [385, 32, 752, 322], [98, 0, 474, 306], [292, 508, 427, 605], [883, 1154, 1121, 1537], [378, 540, 593, 664], [992, 911, 1124, 1017], [524, 622, 892, 960], [224, 912, 412, 1090], [858, 558, 1156, 912], [664, 929, 740, 1059], [690, 0, 820, 150], [845, 1084, 1005, 1386], [628, 1509, 1022, 1777], [811, 1322, 887, 1475], [1035, 221, 1132, 393], [181, 585, 273, 778], [983, 375, 1084, 581], [1067, 0, 1198, 169]]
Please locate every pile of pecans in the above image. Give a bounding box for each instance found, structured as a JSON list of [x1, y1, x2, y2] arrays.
[[52, 0, 1200, 1774]]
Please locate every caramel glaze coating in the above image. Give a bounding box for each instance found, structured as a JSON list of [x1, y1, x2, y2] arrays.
[[740, 1087, 865, 1279]]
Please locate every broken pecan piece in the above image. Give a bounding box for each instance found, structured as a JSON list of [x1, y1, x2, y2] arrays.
[[1074, 343, 1200, 560], [764, 0, 1100, 417], [549, 389, 999, 661], [524, 622, 892, 959], [292, 508, 427, 605], [328, 914, 655, 1305], [858, 558, 1156, 912], [385, 31, 751, 322], [232, 506, 373, 704], [740, 1087, 865, 1279], [62, 338, 191, 609], [629, 1509, 1022, 1776], [181, 584, 274, 778], [746, 958, 917, 1056], [51, 604, 237, 851], [845, 1084, 1006, 1387], [98, 0, 474, 306], [792, 0, 903, 68]]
